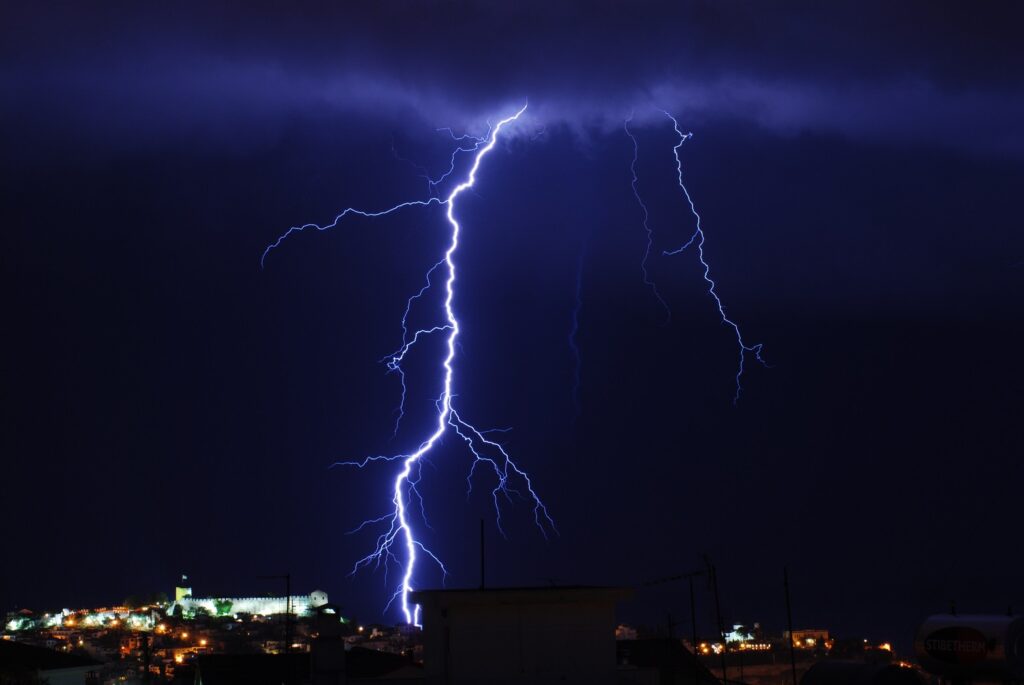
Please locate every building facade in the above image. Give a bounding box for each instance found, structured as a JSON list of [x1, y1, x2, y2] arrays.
[[411, 586, 631, 685]]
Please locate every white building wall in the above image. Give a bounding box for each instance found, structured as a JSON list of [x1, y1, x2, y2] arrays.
[[39, 666, 94, 685]]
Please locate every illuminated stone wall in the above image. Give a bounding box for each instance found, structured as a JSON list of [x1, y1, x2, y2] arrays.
[[168, 590, 328, 618]]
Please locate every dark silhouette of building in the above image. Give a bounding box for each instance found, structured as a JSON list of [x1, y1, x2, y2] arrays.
[[0, 640, 101, 685], [193, 605, 418, 685], [193, 648, 418, 685], [411, 586, 632, 685], [617, 638, 721, 685], [195, 653, 310, 685], [801, 662, 924, 685]]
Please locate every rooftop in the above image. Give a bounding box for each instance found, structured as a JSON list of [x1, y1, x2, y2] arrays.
[[0, 640, 101, 671]]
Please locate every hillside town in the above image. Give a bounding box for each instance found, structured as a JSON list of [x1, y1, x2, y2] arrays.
[[1, 576, 945, 685]]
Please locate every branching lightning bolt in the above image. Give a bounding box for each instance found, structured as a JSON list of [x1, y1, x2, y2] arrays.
[[263, 104, 554, 627], [657, 110, 767, 403]]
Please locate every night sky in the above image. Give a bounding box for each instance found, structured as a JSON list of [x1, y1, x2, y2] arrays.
[[3, 1, 1023, 651]]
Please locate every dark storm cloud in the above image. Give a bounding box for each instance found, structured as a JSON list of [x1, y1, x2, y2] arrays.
[[3, 1, 1023, 155]]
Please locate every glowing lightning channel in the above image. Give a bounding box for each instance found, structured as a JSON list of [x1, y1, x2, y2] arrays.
[[625, 111, 673, 323], [264, 104, 554, 627], [658, 110, 767, 403]]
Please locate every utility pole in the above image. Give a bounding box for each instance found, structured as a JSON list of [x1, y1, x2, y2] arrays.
[[784, 567, 798, 685], [258, 573, 292, 654], [704, 556, 728, 685], [689, 573, 701, 685], [641, 569, 706, 685]]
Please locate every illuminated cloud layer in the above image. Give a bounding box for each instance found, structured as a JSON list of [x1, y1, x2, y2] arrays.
[[4, 2, 1022, 155]]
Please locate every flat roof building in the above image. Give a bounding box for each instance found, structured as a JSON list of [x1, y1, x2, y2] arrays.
[[410, 586, 632, 685]]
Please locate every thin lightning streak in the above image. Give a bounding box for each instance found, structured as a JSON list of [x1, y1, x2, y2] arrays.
[[263, 127, 488, 269], [450, 409, 555, 538], [265, 104, 553, 627], [658, 110, 767, 404], [385, 258, 449, 437], [569, 251, 584, 420], [437, 126, 486, 143], [392, 128, 487, 198], [624, 112, 672, 323], [391, 138, 434, 196], [431, 127, 488, 193], [261, 197, 445, 269], [478, 426, 514, 436]]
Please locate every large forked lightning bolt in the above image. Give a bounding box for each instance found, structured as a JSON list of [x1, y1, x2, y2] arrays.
[[263, 104, 554, 627], [658, 110, 767, 403]]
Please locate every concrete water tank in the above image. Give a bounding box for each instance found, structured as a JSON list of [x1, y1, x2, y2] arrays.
[[915, 614, 1024, 681]]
